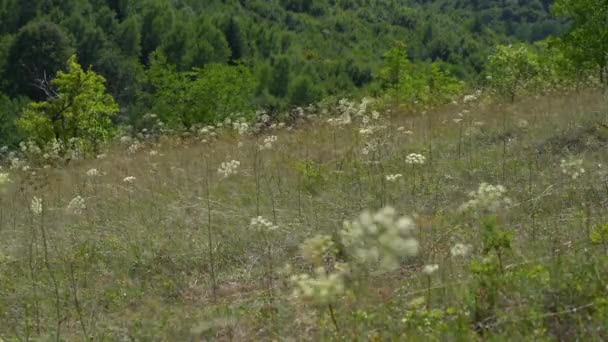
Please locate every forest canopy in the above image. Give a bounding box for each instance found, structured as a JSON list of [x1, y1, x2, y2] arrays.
[[0, 0, 590, 148]]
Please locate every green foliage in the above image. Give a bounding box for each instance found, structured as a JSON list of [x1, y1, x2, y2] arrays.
[[17, 55, 118, 153], [486, 44, 541, 102], [380, 43, 462, 109], [144, 53, 256, 127], [3, 19, 74, 100], [552, 0, 608, 85]]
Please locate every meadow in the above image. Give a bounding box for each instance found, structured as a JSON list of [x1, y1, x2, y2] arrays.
[[1, 89, 608, 340]]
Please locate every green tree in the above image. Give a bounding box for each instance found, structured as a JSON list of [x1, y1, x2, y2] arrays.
[[270, 56, 291, 98], [552, 0, 608, 85], [4, 20, 74, 100], [486, 44, 541, 102], [289, 75, 322, 106], [17, 55, 118, 153]]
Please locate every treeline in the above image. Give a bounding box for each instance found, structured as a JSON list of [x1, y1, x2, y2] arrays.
[[0, 0, 599, 150]]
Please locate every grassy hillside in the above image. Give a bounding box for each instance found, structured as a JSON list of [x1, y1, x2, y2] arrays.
[[1, 90, 607, 340]]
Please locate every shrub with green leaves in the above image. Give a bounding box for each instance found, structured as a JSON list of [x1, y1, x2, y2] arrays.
[[17, 55, 118, 154]]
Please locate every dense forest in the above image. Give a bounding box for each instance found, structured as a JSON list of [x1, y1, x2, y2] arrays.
[[0, 0, 590, 149]]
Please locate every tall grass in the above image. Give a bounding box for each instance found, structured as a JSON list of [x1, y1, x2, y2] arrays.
[[0, 90, 607, 340]]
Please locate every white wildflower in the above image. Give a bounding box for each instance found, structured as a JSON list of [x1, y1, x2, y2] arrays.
[[422, 264, 439, 275], [123, 176, 136, 183], [450, 243, 472, 257], [560, 157, 585, 180], [86, 168, 100, 177], [405, 153, 426, 165], [218, 160, 240, 178], [67, 196, 86, 215], [341, 206, 418, 272], [30, 196, 43, 215], [460, 182, 511, 213], [250, 216, 278, 231], [0, 172, 10, 188], [385, 174, 403, 182], [259, 135, 278, 150]]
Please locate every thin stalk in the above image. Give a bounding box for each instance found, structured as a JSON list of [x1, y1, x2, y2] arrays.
[[205, 157, 217, 300], [38, 206, 62, 342]]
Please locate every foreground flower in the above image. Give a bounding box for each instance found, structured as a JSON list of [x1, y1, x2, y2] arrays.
[[290, 263, 349, 305], [123, 176, 136, 183], [31, 196, 43, 215], [422, 264, 439, 275], [341, 206, 419, 272], [218, 160, 240, 178]]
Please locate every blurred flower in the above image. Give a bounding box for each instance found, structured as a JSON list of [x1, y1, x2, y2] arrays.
[[341, 206, 418, 272], [67, 196, 86, 215], [123, 176, 136, 183], [250, 216, 278, 232], [459, 182, 511, 213], [385, 174, 403, 182], [450, 243, 472, 257], [405, 153, 426, 165], [86, 168, 100, 177], [560, 157, 585, 180], [218, 160, 240, 178], [422, 264, 439, 275], [31, 196, 43, 215]]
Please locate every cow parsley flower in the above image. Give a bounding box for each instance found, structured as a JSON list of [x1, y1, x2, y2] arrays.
[[560, 157, 585, 180], [250, 216, 278, 232], [218, 160, 240, 178], [86, 168, 100, 177], [459, 183, 511, 213], [67, 196, 86, 215], [341, 206, 419, 272], [406, 153, 426, 165], [450, 243, 472, 257], [422, 264, 439, 275], [385, 174, 403, 182], [290, 264, 349, 305], [259, 135, 278, 150], [123, 176, 136, 183], [0, 172, 10, 188], [30, 196, 43, 215]]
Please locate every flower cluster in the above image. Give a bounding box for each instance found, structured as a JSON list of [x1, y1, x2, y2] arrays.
[[341, 206, 419, 272], [86, 168, 100, 177], [250, 216, 278, 232], [406, 153, 426, 165], [67, 196, 86, 215], [259, 135, 278, 150], [218, 160, 240, 178], [385, 174, 403, 182], [290, 263, 349, 305], [422, 264, 439, 275], [0, 171, 10, 188], [560, 157, 585, 180], [31, 196, 43, 215], [450, 243, 472, 257], [459, 183, 511, 213], [123, 176, 136, 184], [299, 234, 336, 265]]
